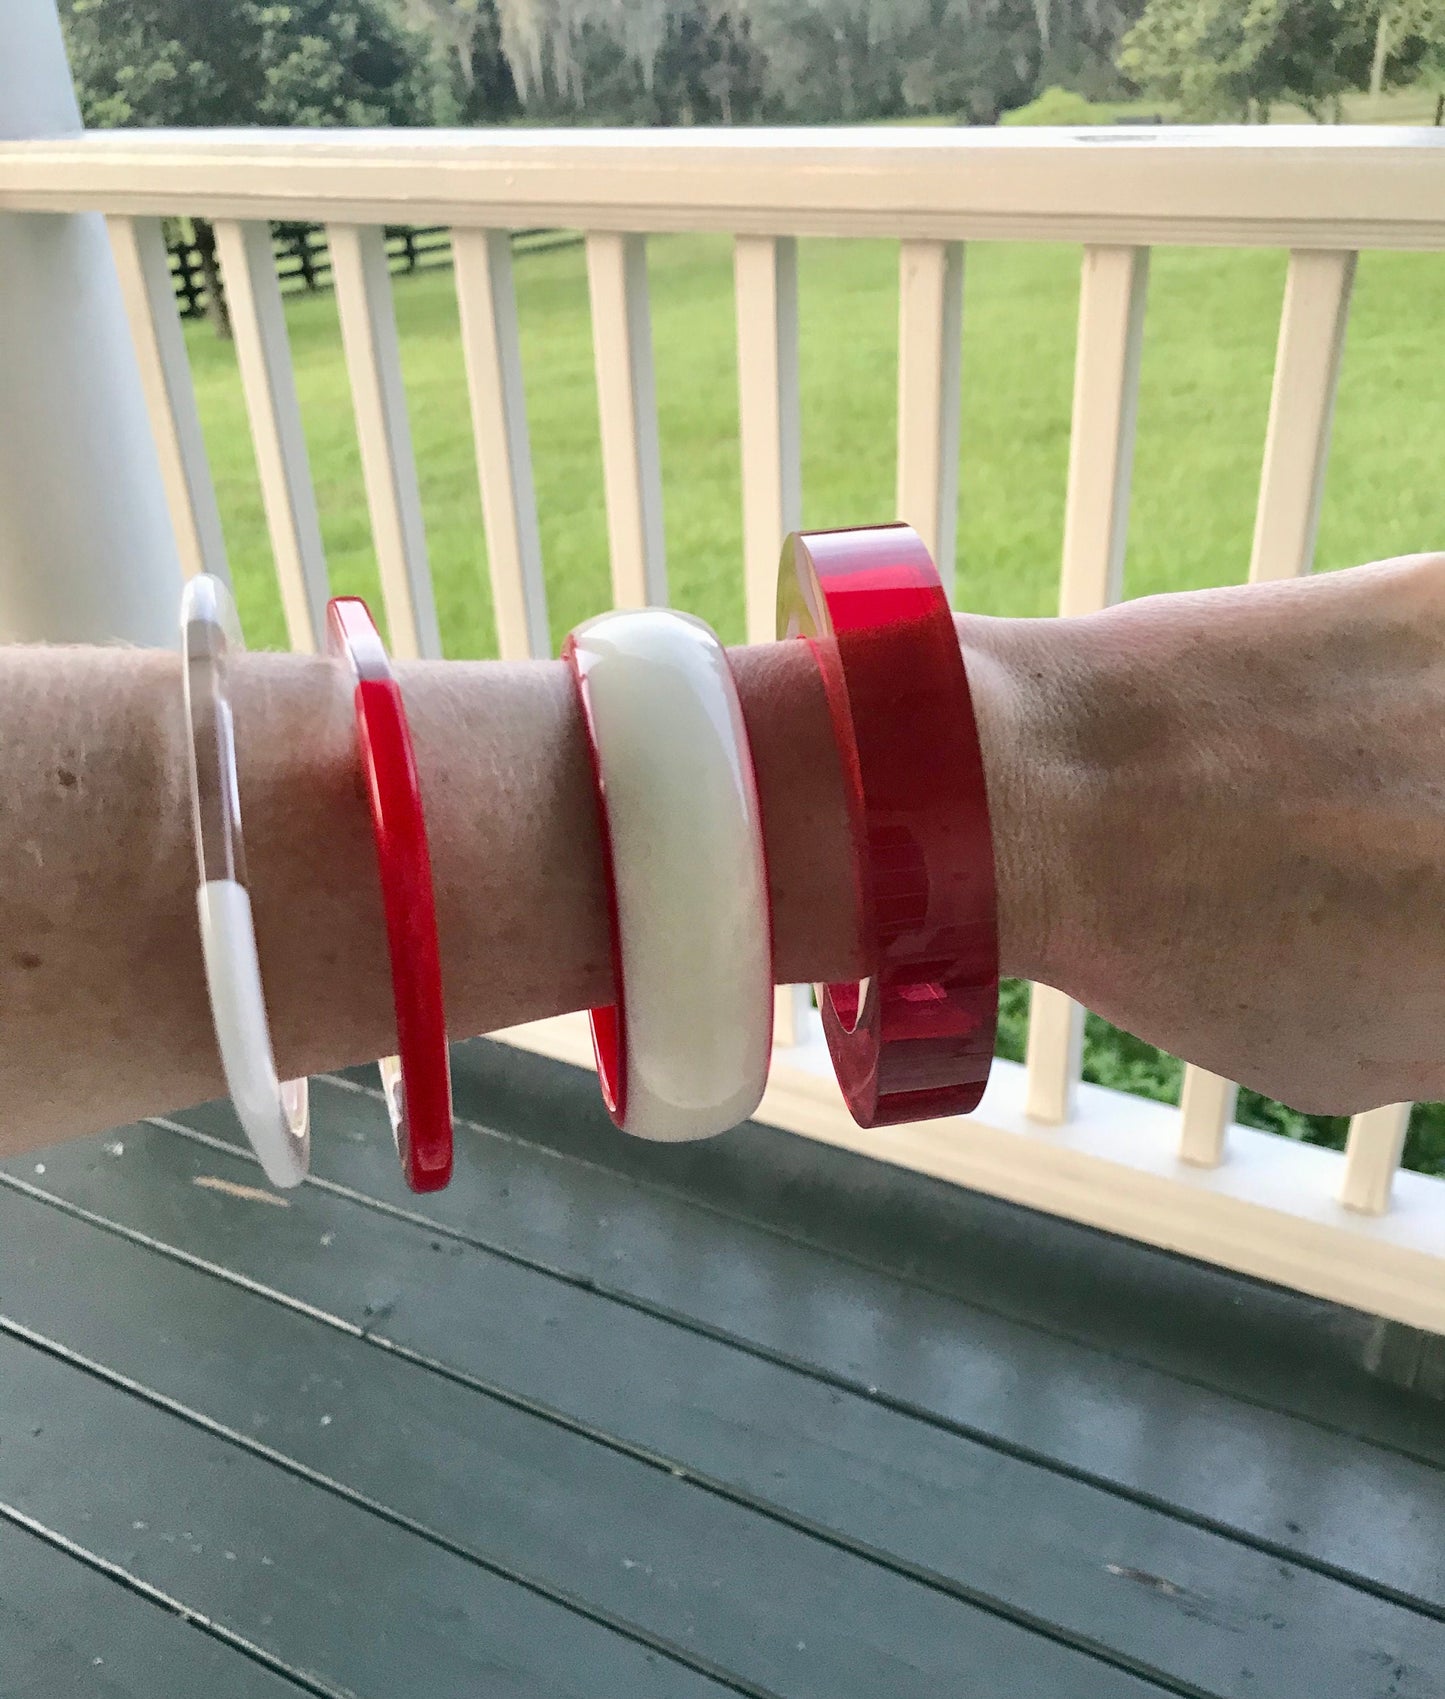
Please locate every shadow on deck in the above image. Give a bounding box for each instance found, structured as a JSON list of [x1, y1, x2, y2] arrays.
[[4, 1040, 1444, 1697]]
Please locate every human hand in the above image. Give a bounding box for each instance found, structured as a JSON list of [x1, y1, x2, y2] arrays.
[[965, 555, 1445, 1115]]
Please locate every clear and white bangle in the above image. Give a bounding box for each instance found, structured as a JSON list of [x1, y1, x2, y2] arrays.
[[181, 575, 309, 1189], [564, 609, 773, 1142]]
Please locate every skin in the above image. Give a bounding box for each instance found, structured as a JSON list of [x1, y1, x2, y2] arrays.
[[0, 553, 1440, 1157]]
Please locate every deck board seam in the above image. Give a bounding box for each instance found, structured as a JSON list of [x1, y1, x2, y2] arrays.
[[141, 1115, 1445, 1623], [0, 1308, 1201, 1699], [0, 1501, 343, 1698], [0, 1316, 787, 1699], [310, 1077, 1445, 1478]]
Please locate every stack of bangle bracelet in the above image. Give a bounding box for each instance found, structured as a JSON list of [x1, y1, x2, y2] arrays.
[[182, 581, 453, 1194], [777, 523, 999, 1128], [184, 521, 999, 1186], [563, 608, 774, 1141], [326, 597, 453, 1193], [562, 522, 998, 1142], [181, 575, 311, 1189]]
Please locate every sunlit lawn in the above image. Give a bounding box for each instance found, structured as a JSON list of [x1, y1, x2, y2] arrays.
[[185, 233, 1445, 655]]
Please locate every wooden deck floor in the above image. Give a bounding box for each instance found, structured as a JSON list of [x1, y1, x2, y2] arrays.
[[4, 1039, 1445, 1698]]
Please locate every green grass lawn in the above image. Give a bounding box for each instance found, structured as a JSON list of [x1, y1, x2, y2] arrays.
[[184, 231, 1445, 1168], [189, 234, 1445, 654]]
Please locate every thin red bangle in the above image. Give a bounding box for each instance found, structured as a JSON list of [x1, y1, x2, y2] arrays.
[[777, 524, 999, 1127], [326, 597, 453, 1192]]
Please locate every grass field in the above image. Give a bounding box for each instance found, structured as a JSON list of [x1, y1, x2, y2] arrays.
[[183, 229, 1445, 1167], [185, 234, 1445, 658]]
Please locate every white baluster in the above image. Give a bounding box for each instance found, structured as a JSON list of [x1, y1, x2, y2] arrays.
[[734, 233, 807, 1048], [214, 219, 328, 652], [1026, 245, 1149, 1125], [735, 235, 800, 644], [1178, 1068, 1233, 1168], [1178, 249, 1357, 1164], [1341, 1103, 1412, 1215], [452, 228, 548, 661], [107, 215, 226, 583], [896, 239, 963, 594], [329, 223, 440, 660], [1249, 250, 1357, 583], [585, 232, 666, 608]]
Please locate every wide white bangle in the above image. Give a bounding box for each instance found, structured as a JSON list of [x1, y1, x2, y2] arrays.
[[564, 609, 773, 1142], [181, 575, 309, 1189]]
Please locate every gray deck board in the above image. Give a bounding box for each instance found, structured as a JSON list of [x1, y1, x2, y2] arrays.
[[0, 1187, 1173, 1699], [1, 1515, 309, 1698], [0, 1333, 733, 1699], [2, 1053, 1443, 1698], [177, 1069, 1445, 1614], [443, 1042, 1444, 1465]]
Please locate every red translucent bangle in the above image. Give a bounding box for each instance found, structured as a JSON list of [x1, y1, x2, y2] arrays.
[[777, 524, 999, 1127], [326, 597, 453, 1192]]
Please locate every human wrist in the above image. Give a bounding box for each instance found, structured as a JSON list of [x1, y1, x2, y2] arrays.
[[954, 612, 1096, 989]]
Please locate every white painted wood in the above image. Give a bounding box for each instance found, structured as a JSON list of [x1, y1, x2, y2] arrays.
[[214, 218, 329, 652], [499, 1015, 1445, 1335], [896, 239, 963, 590], [1248, 249, 1356, 582], [1024, 988, 1086, 1128], [1178, 1069, 1236, 1168], [734, 235, 800, 645], [586, 231, 666, 608], [0, 0, 182, 645], [328, 222, 441, 660], [1057, 246, 1149, 616], [8, 128, 1445, 251], [107, 214, 227, 582], [452, 227, 549, 660], [733, 234, 807, 1048], [1341, 1103, 1412, 1215], [1025, 246, 1148, 1126], [1178, 249, 1357, 1155]]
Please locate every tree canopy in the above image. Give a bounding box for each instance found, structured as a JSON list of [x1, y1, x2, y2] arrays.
[[1119, 0, 1443, 120], [61, 0, 438, 128], [60, 0, 1445, 130]]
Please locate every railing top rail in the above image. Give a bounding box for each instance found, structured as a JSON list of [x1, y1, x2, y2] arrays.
[[4, 125, 1445, 247]]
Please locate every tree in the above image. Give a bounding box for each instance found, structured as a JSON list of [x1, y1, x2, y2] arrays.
[[1367, 0, 1445, 115], [488, 0, 763, 123], [397, 0, 520, 120], [1118, 0, 1374, 121], [63, 0, 436, 127], [62, 0, 437, 331]]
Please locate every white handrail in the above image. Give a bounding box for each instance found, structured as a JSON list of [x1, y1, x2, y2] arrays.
[[3, 127, 1445, 247]]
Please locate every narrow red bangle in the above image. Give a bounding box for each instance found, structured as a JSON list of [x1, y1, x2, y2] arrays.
[[777, 524, 999, 1127], [326, 597, 453, 1192]]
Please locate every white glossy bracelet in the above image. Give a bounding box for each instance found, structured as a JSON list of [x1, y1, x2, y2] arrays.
[[564, 609, 773, 1142], [181, 575, 309, 1189]]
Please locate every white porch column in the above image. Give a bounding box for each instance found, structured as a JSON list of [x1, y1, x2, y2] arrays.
[[0, 0, 183, 645]]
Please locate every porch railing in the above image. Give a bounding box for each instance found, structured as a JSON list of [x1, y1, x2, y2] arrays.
[[4, 124, 1445, 1329]]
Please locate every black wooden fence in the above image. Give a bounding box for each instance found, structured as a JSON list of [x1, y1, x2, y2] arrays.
[[167, 222, 575, 320]]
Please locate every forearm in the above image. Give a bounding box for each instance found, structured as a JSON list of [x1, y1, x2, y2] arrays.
[[36, 559, 1427, 1161], [0, 631, 1050, 1156]]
